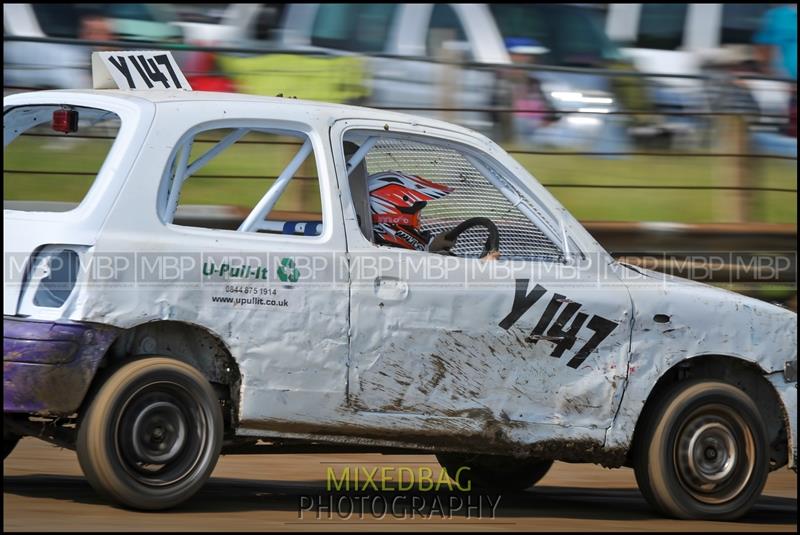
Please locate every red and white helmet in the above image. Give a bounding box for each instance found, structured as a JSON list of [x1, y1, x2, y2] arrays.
[[368, 171, 453, 251]]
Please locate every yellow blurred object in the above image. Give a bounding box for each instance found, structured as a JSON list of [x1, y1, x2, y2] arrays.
[[608, 60, 656, 127], [216, 54, 370, 104]]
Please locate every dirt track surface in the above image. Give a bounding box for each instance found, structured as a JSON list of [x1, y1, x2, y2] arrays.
[[4, 438, 797, 532]]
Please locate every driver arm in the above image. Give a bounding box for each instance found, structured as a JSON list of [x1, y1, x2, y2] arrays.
[[428, 231, 456, 254], [427, 230, 501, 261]]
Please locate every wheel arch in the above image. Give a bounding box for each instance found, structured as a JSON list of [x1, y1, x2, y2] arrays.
[[626, 354, 789, 471], [82, 320, 242, 431]]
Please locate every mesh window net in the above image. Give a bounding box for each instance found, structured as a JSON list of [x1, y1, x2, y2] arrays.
[[363, 137, 563, 261]]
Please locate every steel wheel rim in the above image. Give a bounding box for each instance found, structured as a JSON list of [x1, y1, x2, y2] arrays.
[[115, 380, 210, 487], [673, 403, 755, 505]]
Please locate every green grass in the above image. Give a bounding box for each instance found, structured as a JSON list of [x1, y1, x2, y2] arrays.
[[4, 134, 796, 224], [514, 152, 797, 223]]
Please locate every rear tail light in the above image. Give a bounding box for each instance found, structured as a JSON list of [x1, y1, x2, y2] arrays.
[[52, 109, 79, 134]]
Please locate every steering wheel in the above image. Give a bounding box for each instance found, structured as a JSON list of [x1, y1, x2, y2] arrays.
[[430, 217, 500, 259]]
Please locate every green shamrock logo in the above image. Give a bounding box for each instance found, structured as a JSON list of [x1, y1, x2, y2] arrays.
[[277, 257, 300, 283]]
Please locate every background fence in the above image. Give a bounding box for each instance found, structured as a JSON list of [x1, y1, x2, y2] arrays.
[[4, 35, 797, 306]]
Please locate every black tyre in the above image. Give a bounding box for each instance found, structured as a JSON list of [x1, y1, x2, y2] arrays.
[[77, 357, 223, 510], [633, 380, 769, 520], [436, 452, 553, 491]]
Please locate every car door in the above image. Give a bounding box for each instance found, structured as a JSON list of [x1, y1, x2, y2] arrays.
[[332, 119, 633, 442]]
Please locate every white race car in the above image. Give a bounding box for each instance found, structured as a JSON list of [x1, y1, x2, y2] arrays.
[[3, 52, 796, 519]]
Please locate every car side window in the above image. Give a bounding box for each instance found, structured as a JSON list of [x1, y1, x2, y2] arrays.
[[426, 4, 470, 60], [160, 127, 323, 237], [311, 4, 396, 53], [30, 4, 83, 38], [4, 105, 122, 212], [342, 131, 564, 262], [720, 4, 773, 45], [635, 4, 687, 50]]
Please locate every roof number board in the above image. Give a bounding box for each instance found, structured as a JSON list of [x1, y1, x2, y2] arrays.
[[92, 51, 192, 91]]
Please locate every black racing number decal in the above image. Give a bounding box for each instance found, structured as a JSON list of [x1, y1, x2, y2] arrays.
[[566, 316, 618, 369], [546, 303, 588, 359], [526, 293, 565, 344], [107, 56, 135, 88], [154, 54, 183, 89], [499, 278, 619, 368], [110, 54, 177, 89], [127, 56, 153, 88], [498, 279, 546, 329], [136, 55, 170, 88]]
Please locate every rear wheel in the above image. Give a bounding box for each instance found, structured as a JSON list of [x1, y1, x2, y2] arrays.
[[436, 453, 553, 491], [77, 357, 223, 510], [633, 380, 769, 520]]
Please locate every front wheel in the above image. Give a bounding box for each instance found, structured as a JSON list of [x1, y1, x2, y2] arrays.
[[77, 357, 223, 510], [633, 380, 769, 520], [436, 453, 553, 491]]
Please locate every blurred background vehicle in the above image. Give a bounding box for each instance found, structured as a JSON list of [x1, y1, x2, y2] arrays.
[[605, 3, 796, 156], [4, 3, 183, 90], [605, 3, 789, 112], [168, 3, 282, 91], [277, 3, 640, 149]]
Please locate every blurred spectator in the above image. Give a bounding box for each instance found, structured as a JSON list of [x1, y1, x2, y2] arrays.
[[753, 4, 797, 80], [504, 38, 554, 141], [752, 4, 797, 152], [79, 9, 115, 50], [513, 78, 552, 140]]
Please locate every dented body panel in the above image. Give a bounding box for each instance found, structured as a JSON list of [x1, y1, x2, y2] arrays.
[[606, 266, 798, 468], [3, 89, 796, 470], [3, 317, 119, 414]]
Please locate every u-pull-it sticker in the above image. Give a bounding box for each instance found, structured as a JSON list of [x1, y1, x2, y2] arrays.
[[92, 51, 192, 91]]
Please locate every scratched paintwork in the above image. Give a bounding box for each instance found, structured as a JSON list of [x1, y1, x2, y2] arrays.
[[605, 266, 797, 466], [3, 318, 119, 414], [2, 89, 796, 470]]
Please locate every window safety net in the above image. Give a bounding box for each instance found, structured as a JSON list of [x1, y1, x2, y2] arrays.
[[364, 138, 563, 261]]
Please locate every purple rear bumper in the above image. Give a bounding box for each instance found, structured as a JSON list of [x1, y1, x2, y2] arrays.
[[3, 317, 119, 415]]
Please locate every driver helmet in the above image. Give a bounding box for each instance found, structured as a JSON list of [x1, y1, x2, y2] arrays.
[[368, 171, 453, 251]]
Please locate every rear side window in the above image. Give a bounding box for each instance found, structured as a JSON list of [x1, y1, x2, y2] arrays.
[[490, 4, 622, 66], [160, 126, 324, 236], [3, 105, 122, 212], [30, 4, 163, 38], [311, 4, 396, 53], [427, 4, 469, 59], [721, 4, 773, 45], [31, 4, 82, 38], [636, 4, 687, 50]]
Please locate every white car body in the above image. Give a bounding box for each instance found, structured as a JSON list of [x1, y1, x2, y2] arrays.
[[3, 83, 796, 472]]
